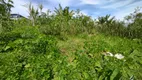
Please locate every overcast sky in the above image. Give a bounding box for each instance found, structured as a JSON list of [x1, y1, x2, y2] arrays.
[[11, 0, 142, 20]]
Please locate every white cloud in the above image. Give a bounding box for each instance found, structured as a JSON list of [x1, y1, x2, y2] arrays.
[[112, 1, 142, 20], [80, 0, 117, 5], [80, 0, 100, 5], [101, 0, 133, 9], [81, 10, 88, 15], [11, 0, 28, 17], [47, 0, 72, 8], [56, 0, 72, 6], [11, 0, 49, 17], [11, 0, 142, 20]]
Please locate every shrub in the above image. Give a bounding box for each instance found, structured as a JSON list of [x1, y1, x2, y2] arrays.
[[0, 26, 58, 54]]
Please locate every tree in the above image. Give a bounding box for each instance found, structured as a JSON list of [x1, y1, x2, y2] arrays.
[[63, 6, 74, 20], [54, 4, 63, 16], [54, 4, 74, 17], [38, 4, 43, 15], [125, 7, 142, 39], [24, 2, 39, 26], [0, 0, 13, 16], [97, 14, 115, 24], [0, 0, 14, 32], [97, 14, 115, 35]]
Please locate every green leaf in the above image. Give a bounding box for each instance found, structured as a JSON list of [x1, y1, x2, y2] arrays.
[[110, 69, 120, 80], [83, 72, 89, 79], [25, 64, 30, 68], [4, 46, 11, 51]]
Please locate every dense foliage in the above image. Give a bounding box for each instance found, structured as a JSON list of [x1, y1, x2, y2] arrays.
[[0, 0, 13, 32], [0, 1, 142, 79], [96, 7, 142, 39]]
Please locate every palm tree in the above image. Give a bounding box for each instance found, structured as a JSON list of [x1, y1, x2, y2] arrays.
[[0, 0, 13, 32], [0, 0, 13, 16], [24, 2, 39, 26], [38, 4, 43, 15], [54, 4, 74, 21], [54, 4, 63, 16], [98, 15, 115, 24], [63, 6, 74, 20]]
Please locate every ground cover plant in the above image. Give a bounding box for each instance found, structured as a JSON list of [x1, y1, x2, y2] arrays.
[[0, 0, 142, 80]]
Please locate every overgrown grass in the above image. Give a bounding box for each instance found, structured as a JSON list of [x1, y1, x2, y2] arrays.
[[0, 26, 142, 79], [0, 1, 142, 79], [56, 33, 142, 79]]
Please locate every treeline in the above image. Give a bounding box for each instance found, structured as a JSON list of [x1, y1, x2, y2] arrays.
[[0, 1, 142, 39], [96, 8, 142, 39]]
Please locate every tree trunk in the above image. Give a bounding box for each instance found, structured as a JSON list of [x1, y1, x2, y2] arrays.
[[32, 19, 35, 26]]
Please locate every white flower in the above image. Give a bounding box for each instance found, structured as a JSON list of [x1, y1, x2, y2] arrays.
[[114, 54, 124, 59], [102, 52, 113, 57], [106, 52, 114, 56]]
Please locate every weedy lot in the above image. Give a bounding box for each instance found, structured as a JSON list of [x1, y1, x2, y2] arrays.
[[0, 0, 142, 79], [0, 28, 142, 79]]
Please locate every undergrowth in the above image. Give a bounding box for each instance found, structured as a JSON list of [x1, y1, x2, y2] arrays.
[[0, 27, 141, 79]]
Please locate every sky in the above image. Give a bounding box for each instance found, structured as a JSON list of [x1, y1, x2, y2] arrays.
[[11, 0, 142, 20]]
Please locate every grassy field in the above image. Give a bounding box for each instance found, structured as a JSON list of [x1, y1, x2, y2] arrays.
[[0, 26, 142, 79], [0, 1, 142, 79]]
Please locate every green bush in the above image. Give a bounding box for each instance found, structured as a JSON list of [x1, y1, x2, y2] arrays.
[[0, 26, 58, 54], [96, 9, 142, 39], [84, 40, 112, 54], [0, 27, 142, 80], [0, 50, 61, 80]]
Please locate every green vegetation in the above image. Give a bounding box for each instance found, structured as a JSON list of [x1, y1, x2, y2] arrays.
[[0, 1, 142, 79]]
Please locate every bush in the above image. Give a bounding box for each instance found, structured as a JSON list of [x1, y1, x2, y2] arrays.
[[0, 26, 58, 54]]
